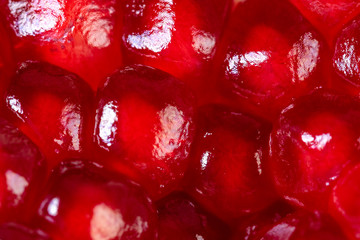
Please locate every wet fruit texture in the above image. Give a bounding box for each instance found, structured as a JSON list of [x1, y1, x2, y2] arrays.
[[0, 0, 123, 90], [157, 192, 229, 240], [4, 61, 94, 169], [270, 90, 360, 211], [36, 160, 157, 240], [0, 0, 359, 239], [231, 201, 294, 240], [330, 163, 360, 240], [215, 0, 326, 117], [0, 118, 45, 223], [94, 64, 195, 198], [251, 211, 346, 240], [186, 104, 275, 222], [121, 0, 231, 93], [332, 15, 360, 96], [290, 0, 360, 43], [0, 223, 50, 240]]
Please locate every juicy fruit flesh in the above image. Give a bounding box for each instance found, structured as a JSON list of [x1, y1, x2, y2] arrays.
[[289, 0, 360, 43], [216, 0, 325, 118], [330, 163, 360, 240], [0, 118, 45, 223], [333, 16, 360, 89], [4, 61, 94, 169], [121, 0, 230, 79], [0, 0, 123, 91], [230, 201, 294, 240], [94, 65, 195, 198], [37, 160, 157, 240], [0, 0, 360, 239], [252, 211, 346, 240], [270, 91, 360, 210], [186, 105, 275, 221]]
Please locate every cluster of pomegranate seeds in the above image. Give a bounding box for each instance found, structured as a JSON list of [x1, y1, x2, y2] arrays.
[[2, 0, 360, 239], [121, 0, 231, 99], [0, 0, 123, 91], [289, 0, 360, 43]]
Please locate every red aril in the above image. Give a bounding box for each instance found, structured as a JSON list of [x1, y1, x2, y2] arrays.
[[332, 15, 360, 97], [0, 1, 358, 239], [330, 163, 360, 240], [231, 201, 294, 240], [270, 90, 360, 210], [0, 118, 45, 223], [185, 104, 276, 222], [94, 65, 196, 198], [36, 160, 157, 240], [289, 0, 360, 43], [0, 0, 123, 90], [252, 211, 346, 240], [121, 0, 231, 100], [4, 61, 94, 169], [215, 0, 327, 118]]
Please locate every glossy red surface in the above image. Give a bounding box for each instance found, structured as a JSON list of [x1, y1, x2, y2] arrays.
[[121, 0, 231, 97], [36, 160, 157, 240], [270, 90, 360, 210], [0, 0, 358, 238], [333, 15, 360, 95], [330, 163, 360, 240], [231, 201, 294, 240], [0, 223, 51, 240], [157, 192, 229, 240], [0, 118, 45, 223], [0, 0, 123, 90], [215, 0, 326, 117], [252, 211, 346, 240], [4, 61, 94, 169], [94, 65, 195, 198], [290, 0, 360, 43], [185, 104, 276, 222]]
